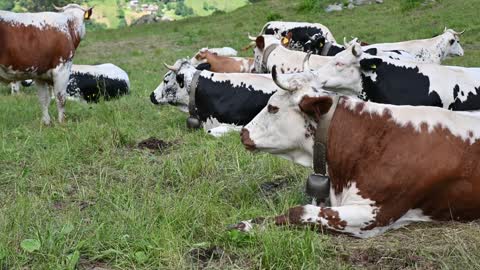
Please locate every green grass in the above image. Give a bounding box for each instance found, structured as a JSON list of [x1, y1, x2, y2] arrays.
[[1, 0, 480, 269], [185, 0, 249, 16], [87, 0, 123, 29]]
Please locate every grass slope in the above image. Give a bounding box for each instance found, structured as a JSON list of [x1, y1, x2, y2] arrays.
[[1, 0, 480, 269], [185, 0, 249, 16]]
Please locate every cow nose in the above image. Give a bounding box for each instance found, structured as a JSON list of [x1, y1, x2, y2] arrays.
[[240, 128, 256, 151], [150, 92, 159, 105]]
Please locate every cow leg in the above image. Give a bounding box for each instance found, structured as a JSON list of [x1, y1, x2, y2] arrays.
[[36, 80, 51, 125], [52, 63, 71, 123], [232, 204, 385, 238]]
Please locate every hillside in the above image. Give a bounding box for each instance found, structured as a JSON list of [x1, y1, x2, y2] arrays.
[[1, 0, 480, 269]]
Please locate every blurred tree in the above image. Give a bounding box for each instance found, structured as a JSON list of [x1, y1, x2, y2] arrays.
[[0, 0, 15, 10]]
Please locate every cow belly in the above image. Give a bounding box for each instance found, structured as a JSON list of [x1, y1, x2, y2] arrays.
[[67, 73, 129, 103], [0, 23, 74, 77], [195, 79, 274, 126]]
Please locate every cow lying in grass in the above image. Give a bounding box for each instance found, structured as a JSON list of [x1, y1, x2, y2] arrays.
[[160, 60, 277, 137], [302, 28, 464, 64], [300, 42, 480, 110], [8, 64, 130, 103], [236, 77, 480, 238]]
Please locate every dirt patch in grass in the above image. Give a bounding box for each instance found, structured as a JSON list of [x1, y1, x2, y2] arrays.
[[334, 221, 480, 269], [259, 178, 291, 196], [137, 137, 174, 153], [78, 258, 111, 270], [187, 246, 239, 269]]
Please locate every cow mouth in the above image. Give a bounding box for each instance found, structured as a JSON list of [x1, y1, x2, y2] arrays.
[[240, 128, 256, 151]]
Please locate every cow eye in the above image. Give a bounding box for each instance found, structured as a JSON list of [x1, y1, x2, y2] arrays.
[[176, 74, 184, 88], [450, 39, 455, 45], [336, 62, 345, 68], [267, 104, 279, 114]]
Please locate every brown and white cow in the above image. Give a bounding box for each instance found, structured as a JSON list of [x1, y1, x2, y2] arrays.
[[236, 77, 480, 238], [0, 4, 93, 124], [193, 50, 254, 73]]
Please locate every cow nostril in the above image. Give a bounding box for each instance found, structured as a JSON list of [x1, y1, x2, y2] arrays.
[[150, 92, 159, 105], [240, 128, 256, 150]]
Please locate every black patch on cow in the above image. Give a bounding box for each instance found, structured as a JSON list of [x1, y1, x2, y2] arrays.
[[359, 58, 443, 107], [448, 85, 480, 110], [196, 63, 212, 71], [194, 76, 274, 126], [265, 26, 328, 54], [176, 74, 185, 88], [364, 48, 378, 55], [326, 44, 346, 56], [66, 72, 129, 103]]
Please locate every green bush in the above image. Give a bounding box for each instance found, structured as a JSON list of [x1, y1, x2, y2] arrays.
[[400, 0, 423, 11], [266, 12, 283, 21]]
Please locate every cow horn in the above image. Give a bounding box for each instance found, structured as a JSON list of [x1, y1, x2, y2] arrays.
[[444, 26, 448, 32], [458, 29, 466, 35], [248, 33, 257, 41], [164, 63, 178, 72], [302, 52, 312, 72], [52, 4, 63, 11], [272, 66, 297, 92], [343, 37, 349, 47]]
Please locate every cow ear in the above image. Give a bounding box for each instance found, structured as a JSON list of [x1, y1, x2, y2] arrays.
[[256, 36, 265, 50], [84, 8, 93, 20], [299, 96, 333, 120]]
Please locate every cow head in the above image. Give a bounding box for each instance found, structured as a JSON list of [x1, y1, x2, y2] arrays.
[[441, 28, 465, 58], [303, 33, 327, 55], [252, 35, 281, 73], [150, 59, 199, 112], [307, 42, 364, 95], [241, 67, 333, 167], [54, 4, 94, 39]]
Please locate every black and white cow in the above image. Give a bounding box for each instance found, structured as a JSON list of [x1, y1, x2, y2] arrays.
[[309, 28, 464, 64], [150, 47, 240, 112], [259, 21, 337, 51], [65, 64, 130, 102], [10, 64, 130, 102], [252, 35, 332, 74], [158, 60, 278, 137], [289, 42, 480, 110]]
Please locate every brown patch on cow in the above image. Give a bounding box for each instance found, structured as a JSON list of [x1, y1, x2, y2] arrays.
[[240, 128, 256, 151], [255, 36, 265, 50], [327, 98, 480, 231], [137, 137, 173, 153], [285, 206, 306, 225], [319, 208, 347, 230], [299, 95, 333, 121], [267, 104, 279, 114], [0, 22, 80, 76]]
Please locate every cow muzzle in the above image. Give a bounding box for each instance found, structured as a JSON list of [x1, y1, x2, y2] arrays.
[[150, 92, 160, 105], [240, 128, 256, 151]]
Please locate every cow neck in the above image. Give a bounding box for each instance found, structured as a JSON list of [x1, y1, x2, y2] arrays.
[[262, 44, 279, 72], [320, 42, 333, 56], [188, 70, 202, 117], [313, 95, 340, 174]]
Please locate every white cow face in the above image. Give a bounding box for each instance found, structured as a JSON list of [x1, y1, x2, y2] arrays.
[[311, 43, 364, 95], [151, 59, 196, 112], [443, 29, 465, 58], [253, 35, 281, 73]]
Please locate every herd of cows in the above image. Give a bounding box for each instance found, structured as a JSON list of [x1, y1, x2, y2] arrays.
[[1, 5, 480, 239]]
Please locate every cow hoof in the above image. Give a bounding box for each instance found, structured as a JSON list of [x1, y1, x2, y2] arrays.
[[186, 117, 201, 129]]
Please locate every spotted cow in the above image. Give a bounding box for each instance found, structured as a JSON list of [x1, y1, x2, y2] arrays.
[[299, 43, 480, 110], [311, 28, 464, 64], [0, 4, 93, 124], [259, 21, 337, 52], [157, 60, 277, 137], [236, 81, 480, 238]]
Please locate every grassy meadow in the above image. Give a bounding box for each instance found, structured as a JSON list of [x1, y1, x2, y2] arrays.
[[1, 0, 480, 269]]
